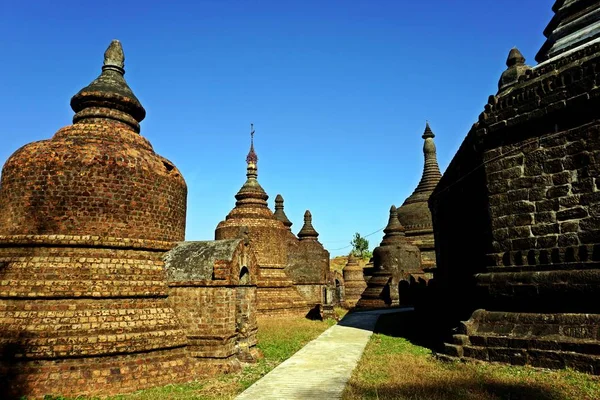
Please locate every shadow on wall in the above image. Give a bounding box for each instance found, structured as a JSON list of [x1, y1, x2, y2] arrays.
[[0, 260, 28, 398], [0, 338, 27, 398], [398, 276, 428, 307], [344, 380, 565, 400]]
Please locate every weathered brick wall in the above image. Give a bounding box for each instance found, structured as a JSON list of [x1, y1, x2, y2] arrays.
[[168, 287, 238, 357], [286, 239, 329, 305], [485, 123, 600, 270], [216, 215, 288, 268], [235, 285, 258, 362], [0, 122, 187, 242], [294, 284, 324, 305], [405, 232, 436, 270], [164, 239, 259, 370], [216, 215, 308, 315], [437, 36, 600, 373], [0, 237, 194, 398]]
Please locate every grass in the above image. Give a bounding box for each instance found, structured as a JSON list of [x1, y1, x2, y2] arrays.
[[342, 313, 600, 400], [105, 315, 336, 400]]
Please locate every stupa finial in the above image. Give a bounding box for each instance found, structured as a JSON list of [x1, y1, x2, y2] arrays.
[[70, 39, 145, 132], [103, 40, 125, 73], [245, 123, 258, 179], [274, 194, 293, 230], [298, 210, 319, 240], [246, 123, 258, 164]]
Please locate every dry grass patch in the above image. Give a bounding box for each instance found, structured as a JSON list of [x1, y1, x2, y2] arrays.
[[343, 313, 600, 400]]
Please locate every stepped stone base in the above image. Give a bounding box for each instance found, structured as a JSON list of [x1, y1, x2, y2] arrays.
[[355, 273, 393, 309], [440, 309, 600, 374]]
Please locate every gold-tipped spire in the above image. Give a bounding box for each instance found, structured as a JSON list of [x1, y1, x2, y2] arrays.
[[234, 124, 268, 207]]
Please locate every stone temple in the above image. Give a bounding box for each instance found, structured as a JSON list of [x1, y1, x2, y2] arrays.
[[431, 0, 600, 373], [216, 128, 331, 315]]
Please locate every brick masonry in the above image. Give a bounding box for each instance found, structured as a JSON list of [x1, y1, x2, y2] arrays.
[[431, 4, 600, 373], [164, 239, 261, 371]]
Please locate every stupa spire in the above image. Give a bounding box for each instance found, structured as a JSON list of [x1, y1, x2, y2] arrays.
[[70, 40, 146, 133], [298, 210, 319, 240], [234, 124, 268, 207], [381, 205, 405, 245], [407, 122, 442, 200], [274, 194, 293, 230], [246, 123, 258, 179], [498, 47, 531, 92]]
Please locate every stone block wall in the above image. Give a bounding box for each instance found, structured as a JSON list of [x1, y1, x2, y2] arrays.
[[0, 236, 193, 398], [286, 239, 329, 305], [216, 223, 288, 268], [485, 123, 600, 277], [164, 239, 259, 372], [434, 36, 600, 373]]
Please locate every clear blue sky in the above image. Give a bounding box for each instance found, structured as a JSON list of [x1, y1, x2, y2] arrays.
[[0, 1, 553, 256]]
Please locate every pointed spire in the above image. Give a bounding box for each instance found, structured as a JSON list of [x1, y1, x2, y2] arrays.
[[409, 122, 442, 198], [274, 194, 293, 230], [397, 123, 442, 231], [506, 47, 526, 67], [498, 47, 531, 92], [423, 121, 434, 139], [70, 40, 146, 133], [381, 206, 405, 245], [298, 210, 319, 240], [245, 123, 258, 180], [246, 123, 258, 164], [234, 125, 268, 207]]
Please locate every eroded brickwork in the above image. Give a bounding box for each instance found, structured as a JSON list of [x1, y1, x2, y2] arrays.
[[0, 124, 186, 242], [433, 1, 600, 373], [164, 239, 260, 372], [286, 216, 330, 306]]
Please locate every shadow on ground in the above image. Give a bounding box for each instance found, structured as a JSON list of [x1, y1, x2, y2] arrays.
[[372, 309, 443, 352]]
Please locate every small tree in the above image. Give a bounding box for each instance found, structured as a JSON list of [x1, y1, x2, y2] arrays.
[[350, 232, 371, 259]]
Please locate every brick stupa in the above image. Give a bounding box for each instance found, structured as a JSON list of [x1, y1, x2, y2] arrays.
[[215, 127, 307, 315], [0, 40, 193, 398], [357, 206, 420, 308], [397, 122, 442, 271], [342, 255, 367, 308]]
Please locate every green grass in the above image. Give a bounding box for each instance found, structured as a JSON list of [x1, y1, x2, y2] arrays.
[[343, 313, 600, 400]]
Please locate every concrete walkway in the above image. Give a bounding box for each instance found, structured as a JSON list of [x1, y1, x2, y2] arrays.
[[236, 308, 410, 400]]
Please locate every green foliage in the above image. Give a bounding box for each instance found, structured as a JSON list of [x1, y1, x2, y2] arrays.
[[350, 232, 371, 260]]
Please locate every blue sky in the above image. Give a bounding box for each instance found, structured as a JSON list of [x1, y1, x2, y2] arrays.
[[0, 1, 553, 255]]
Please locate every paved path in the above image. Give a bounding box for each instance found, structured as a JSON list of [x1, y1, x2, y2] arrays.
[[236, 308, 410, 400]]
